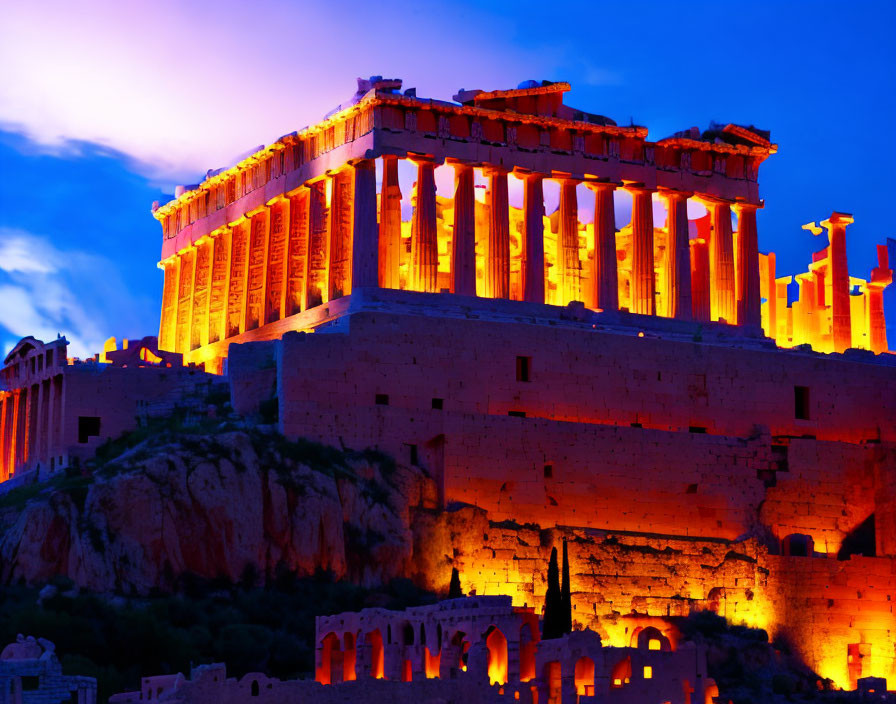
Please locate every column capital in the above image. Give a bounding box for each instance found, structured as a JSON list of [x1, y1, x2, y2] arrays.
[[821, 211, 854, 229], [732, 199, 763, 213], [694, 194, 734, 208], [406, 154, 441, 166], [657, 187, 693, 201], [622, 181, 656, 195], [447, 159, 475, 171], [583, 178, 621, 192], [512, 168, 545, 181], [481, 164, 510, 176]]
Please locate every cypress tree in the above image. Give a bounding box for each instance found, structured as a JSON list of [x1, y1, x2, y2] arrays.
[[561, 538, 572, 634], [448, 567, 463, 598], [542, 547, 562, 639]]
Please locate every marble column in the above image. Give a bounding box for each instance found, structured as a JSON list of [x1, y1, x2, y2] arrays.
[[690, 238, 710, 322], [0, 395, 8, 481], [452, 163, 477, 296], [734, 202, 762, 327], [410, 160, 438, 293], [628, 186, 656, 315], [821, 211, 854, 353], [707, 200, 736, 324], [485, 168, 510, 299], [661, 189, 693, 320], [351, 159, 379, 289], [379, 156, 402, 290], [558, 179, 581, 305], [762, 252, 777, 339], [588, 182, 619, 312], [521, 173, 545, 304], [868, 244, 892, 354]]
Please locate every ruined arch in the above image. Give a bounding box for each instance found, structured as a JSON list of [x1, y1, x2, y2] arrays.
[[519, 622, 536, 682], [484, 625, 508, 685], [317, 632, 342, 685], [782, 533, 814, 557], [402, 622, 415, 646], [611, 655, 632, 687], [343, 631, 357, 682], [634, 626, 673, 652], [574, 657, 595, 696], [543, 661, 562, 704], [367, 629, 384, 679]]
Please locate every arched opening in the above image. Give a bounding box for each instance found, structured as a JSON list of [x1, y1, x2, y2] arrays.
[[610, 655, 631, 688], [402, 658, 412, 682], [387, 625, 392, 644], [420, 623, 426, 648], [424, 646, 441, 678], [574, 657, 595, 696], [250, 680, 259, 697], [782, 533, 814, 557], [343, 631, 357, 682], [317, 632, 342, 685], [519, 622, 536, 682], [543, 661, 561, 704], [635, 626, 673, 652], [451, 631, 470, 671], [367, 629, 384, 679], [402, 622, 415, 646], [706, 587, 726, 614], [485, 626, 508, 685], [436, 623, 443, 651], [704, 680, 719, 704]]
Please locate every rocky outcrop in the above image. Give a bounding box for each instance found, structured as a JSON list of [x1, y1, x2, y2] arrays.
[[0, 431, 438, 594]]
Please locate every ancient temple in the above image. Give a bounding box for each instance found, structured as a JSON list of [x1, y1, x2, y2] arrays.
[[153, 77, 890, 372]]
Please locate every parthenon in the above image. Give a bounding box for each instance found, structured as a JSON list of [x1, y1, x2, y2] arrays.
[[157, 76, 864, 371]]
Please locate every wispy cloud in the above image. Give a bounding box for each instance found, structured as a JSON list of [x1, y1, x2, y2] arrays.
[[0, 228, 155, 359], [0, 0, 551, 184]]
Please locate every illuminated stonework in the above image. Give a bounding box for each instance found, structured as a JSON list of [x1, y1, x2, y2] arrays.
[[154, 77, 890, 373]]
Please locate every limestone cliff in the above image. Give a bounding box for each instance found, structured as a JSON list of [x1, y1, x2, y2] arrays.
[[0, 430, 438, 594]]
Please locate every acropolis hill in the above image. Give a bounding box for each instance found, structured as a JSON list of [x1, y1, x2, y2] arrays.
[[0, 76, 895, 701]]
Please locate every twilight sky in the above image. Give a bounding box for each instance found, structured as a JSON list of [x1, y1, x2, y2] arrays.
[[0, 0, 894, 357]]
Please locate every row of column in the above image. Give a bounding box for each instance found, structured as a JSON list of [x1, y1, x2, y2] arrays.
[[160, 156, 765, 356], [0, 376, 63, 481], [394, 158, 761, 326], [160, 160, 379, 355]]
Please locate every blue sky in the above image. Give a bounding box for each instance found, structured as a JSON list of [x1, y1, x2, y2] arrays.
[[0, 0, 894, 356]]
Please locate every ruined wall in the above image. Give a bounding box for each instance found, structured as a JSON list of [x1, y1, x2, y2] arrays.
[[411, 512, 896, 691]]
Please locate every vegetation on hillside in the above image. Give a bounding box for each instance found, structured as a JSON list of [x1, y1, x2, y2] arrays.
[[0, 573, 436, 702]]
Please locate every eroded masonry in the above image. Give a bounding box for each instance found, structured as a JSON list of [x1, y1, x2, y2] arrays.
[[1, 76, 895, 695]]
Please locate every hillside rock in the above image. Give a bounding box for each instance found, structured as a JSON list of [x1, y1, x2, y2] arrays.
[[0, 431, 438, 594]]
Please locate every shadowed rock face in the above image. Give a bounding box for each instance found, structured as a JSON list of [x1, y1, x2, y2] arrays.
[[0, 431, 437, 594]]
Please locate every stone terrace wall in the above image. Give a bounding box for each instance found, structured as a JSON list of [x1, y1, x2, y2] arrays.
[[275, 311, 896, 443]]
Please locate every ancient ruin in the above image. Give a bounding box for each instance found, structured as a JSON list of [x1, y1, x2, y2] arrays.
[[0, 636, 96, 704], [1, 76, 895, 697]]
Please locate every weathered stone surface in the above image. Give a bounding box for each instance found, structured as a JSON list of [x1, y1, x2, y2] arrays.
[[0, 431, 434, 594]]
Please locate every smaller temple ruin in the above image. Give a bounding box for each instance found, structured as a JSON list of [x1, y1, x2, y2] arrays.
[[0, 335, 223, 485], [0, 635, 96, 704]]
